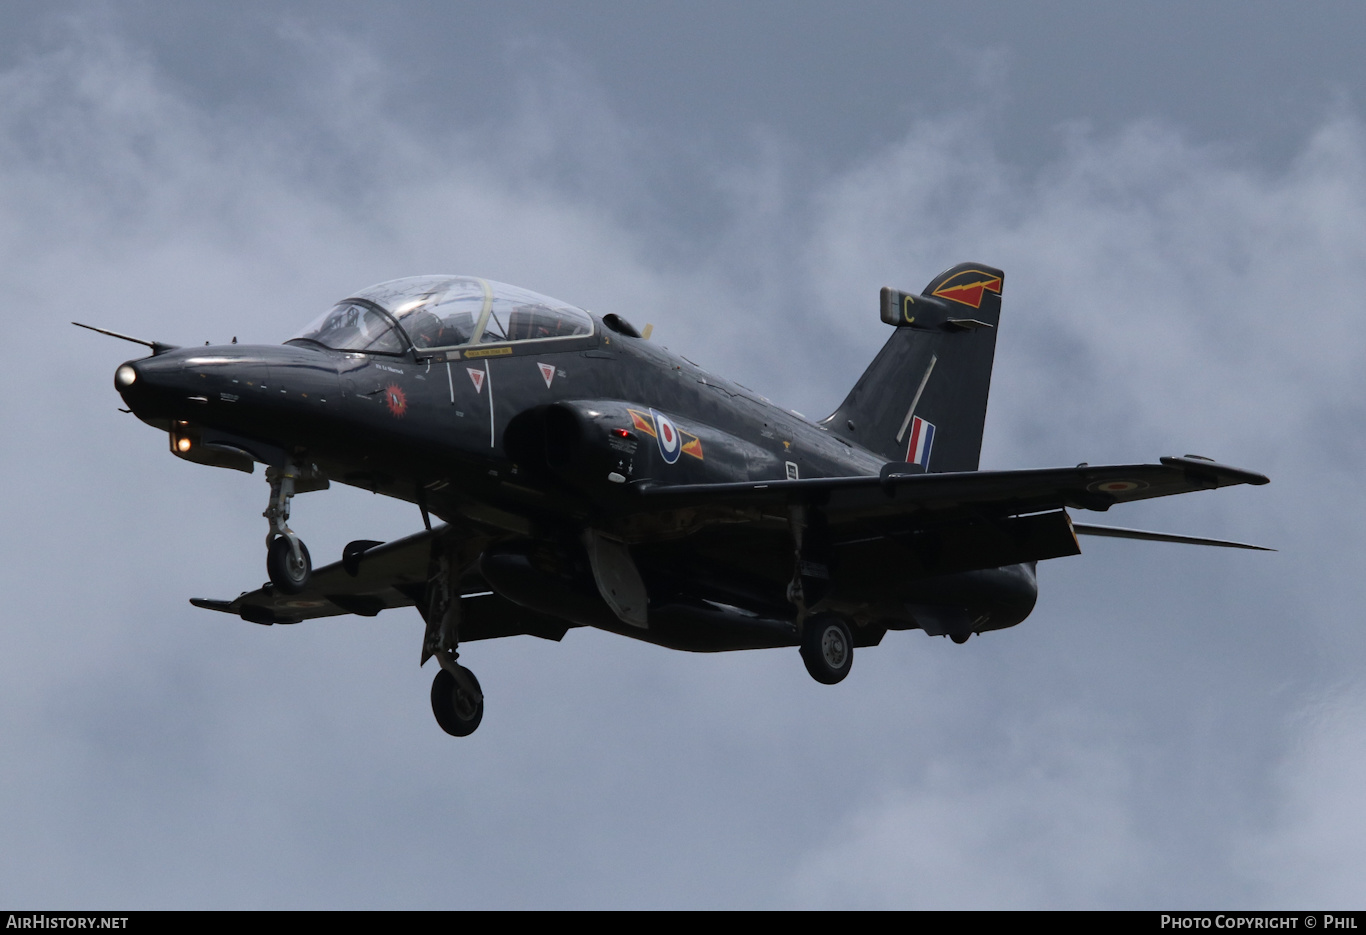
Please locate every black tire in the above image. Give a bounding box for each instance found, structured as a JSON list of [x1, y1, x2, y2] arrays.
[[800, 616, 853, 685], [431, 666, 484, 737], [266, 536, 312, 594]]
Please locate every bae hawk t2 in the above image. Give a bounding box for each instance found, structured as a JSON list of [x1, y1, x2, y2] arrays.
[[83, 262, 1269, 736]]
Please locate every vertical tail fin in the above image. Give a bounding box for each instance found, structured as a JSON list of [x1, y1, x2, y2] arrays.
[[821, 262, 1003, 473]]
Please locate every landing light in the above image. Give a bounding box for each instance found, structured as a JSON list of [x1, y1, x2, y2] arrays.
[[115, 365, 137, 388], [175, 436, 192, 453]]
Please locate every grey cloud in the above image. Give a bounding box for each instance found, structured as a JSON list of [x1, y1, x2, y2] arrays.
[[1244, 687, 1366, 903], [0, 11, 1362, 908]]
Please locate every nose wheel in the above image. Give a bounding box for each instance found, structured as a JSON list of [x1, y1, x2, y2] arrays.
[[266, 535, 312, 593], [263, 461, 316, 593]]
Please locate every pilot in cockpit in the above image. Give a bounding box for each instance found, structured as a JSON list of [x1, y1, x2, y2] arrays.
[[402, 308, 475, 350]]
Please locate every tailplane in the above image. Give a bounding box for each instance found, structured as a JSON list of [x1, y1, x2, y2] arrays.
[[821, 262, 1004, 472]]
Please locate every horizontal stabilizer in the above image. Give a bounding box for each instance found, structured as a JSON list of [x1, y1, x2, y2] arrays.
[[1072, 523, 1274, 551]]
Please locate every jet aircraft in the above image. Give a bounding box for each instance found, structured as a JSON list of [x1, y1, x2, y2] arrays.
[[84, 262, 1269, 737]]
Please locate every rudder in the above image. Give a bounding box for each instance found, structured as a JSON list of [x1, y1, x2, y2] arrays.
[[821, 262, 1004, 472]]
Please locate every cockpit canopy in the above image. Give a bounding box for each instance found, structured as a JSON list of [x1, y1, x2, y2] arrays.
[[289, 276, 594, 355]]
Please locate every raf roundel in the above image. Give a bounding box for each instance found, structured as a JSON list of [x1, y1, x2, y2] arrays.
[[1086, 479, 1148, 494], [651, 408, 682, 463]]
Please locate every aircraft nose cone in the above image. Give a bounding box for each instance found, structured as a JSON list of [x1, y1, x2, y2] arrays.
[[116, 354, 188, 405], [114, 357, 166, 408], [114, 350, 228, 420], [116, 344, 343, 428]]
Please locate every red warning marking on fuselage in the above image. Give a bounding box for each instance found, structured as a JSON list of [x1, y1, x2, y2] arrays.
[[537, 362, 555, 388], [629, 409, 656, 438], [384, 383, 407, 417], [467, 368, 485, 393], [931, 272, 1003, 309]]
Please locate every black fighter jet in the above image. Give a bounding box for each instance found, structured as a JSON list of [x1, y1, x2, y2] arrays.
[[83, 262, 1269, 737]]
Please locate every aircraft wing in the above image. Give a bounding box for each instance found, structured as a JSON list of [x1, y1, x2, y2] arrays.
[[190, 457, 1266, 626], [634, 456, 1267, 522], [190, 525, 575, 640], [627, 455, 1268, 580]]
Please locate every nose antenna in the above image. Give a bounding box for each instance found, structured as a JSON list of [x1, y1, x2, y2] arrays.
[[72, 322, 179, 356]]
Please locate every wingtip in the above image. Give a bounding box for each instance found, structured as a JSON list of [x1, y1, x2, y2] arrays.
[[1160, 456, 1270, 486], [189, 597, 236, 613]]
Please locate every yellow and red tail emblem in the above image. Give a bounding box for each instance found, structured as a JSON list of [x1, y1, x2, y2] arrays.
[[931, 270, 1003, 309]]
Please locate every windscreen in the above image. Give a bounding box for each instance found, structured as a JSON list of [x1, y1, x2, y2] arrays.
[[289, 301, 407, 354]]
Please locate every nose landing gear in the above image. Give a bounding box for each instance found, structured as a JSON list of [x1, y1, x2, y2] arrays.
[[263, 460, 325, 593]]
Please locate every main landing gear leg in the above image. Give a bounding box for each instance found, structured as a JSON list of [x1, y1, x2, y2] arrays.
[[264, 462, 312, 593], [422, 550, 484, 737], [787, 504, 850, 684]]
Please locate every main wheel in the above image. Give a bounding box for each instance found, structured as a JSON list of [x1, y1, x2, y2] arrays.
[[431, 666, 484, 737], [266, 535, 312, 594], [800, 616, 853, 685]]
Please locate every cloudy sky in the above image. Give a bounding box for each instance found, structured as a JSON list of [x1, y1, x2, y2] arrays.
[[2, 2, 1364, 909]]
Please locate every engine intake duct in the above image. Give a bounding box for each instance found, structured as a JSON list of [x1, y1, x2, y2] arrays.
[[503, 401, 639, 496]]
